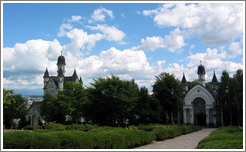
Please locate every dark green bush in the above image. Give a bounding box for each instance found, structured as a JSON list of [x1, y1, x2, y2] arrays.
[[46, 122, 65, 131], [3, 128, 155, 149], [151, 125, 201, 141], [23, 125, 33, 130], [197, 126, 243, 149], [65, 124, 98, 132]]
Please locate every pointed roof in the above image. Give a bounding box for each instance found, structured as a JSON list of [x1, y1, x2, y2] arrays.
[[72, 69, 78, 78], [79, 77, 83, 83], [58, 68, 64, 77], [181, 72, 187, 84], [212, 71, 218, 83], [43, 68, 50, 78]]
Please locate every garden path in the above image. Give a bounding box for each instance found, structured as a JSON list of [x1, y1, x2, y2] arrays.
[[135, 128, 216, 149]]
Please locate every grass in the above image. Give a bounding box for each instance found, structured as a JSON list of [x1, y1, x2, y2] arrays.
[[197, 126, 243, 149]]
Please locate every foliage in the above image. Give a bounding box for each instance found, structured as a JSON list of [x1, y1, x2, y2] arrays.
[[3, 89, 15, 108], [3, 127, 155, 149], [85, 75, 139, 127], [217, 70, 243, 126], [33, 125, 42, 130], [3, 94, 28, 129], [151, 125, 201, 141], [46, 122, 66, 131], [41, 82, 88, 124], [23, 125, 33, 130], [65, 124, 98, 131], [197, 126, 243, 149], [152, 72, 183, 124], [130, 87, 162, 125]]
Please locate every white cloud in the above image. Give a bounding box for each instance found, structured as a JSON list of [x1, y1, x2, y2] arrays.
[[64, 28, 103, 54], [143, 3, 243, 46], [133, 28, 185, 52], [88, 24, 126, 42], [227, 40, 243, 58], [68, 15, 82, 22], [57, 23, 73, 37], [89, 7, 114, 23]]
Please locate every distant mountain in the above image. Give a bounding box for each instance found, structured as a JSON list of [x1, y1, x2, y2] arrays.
[[13, 88, 43, 97]]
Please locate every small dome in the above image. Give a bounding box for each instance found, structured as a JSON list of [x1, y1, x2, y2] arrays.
[[57, 55, 66, 65], [197, 64, 205, 75]]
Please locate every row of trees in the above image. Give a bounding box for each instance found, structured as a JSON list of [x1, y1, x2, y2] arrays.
[[3, 69, 243, 128]]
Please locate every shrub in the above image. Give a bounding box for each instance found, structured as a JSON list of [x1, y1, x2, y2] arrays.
[[65, 124, 98, 132], [46, 122, 65, 131], [197, 126, 243, 149], [23, 125, 33, 130], [3, 128, 155, 149], [33, 125, 42, 130], [151, 125, 201, 141]]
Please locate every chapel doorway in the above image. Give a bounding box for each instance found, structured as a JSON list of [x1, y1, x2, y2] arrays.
[[192, 97, 206, 126]]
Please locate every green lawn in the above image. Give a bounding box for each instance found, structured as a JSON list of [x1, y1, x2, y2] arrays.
[[197, 126, 243, 149]]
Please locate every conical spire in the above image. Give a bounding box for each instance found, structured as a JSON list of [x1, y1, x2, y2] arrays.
[[181, 72, 187, 84], [79, 77, 83, 83], [43, 68, 50, 78], [72, 69, 78, 80], [212, 71, 218, 83]]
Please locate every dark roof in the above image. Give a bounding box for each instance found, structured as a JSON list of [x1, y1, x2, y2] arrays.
[[197, 62, 206, 75], [29, 101, 42, 113], [181, 73, 187, 83], [72, 69, 78, 79], [79, 77, 83, 83], [43, 76, 58, 89], [43, 68, 50, 78], [212, 71, 218, 83], [57, 55, 66, 65]]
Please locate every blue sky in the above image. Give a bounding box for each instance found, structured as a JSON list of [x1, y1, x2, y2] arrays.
[[2, 2, 244, 96]]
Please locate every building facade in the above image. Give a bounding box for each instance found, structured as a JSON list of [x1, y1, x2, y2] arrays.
[[43, 52, 83, 96], [182, 62, 218, 127]]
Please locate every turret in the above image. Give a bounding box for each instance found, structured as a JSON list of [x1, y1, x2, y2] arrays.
[[57, 68, 64, 90], [79, 77, 83, 85], [211, 71, 218, 95], [57, 51, 66, 75], [43, 68, 50, 87], [197, 61, 205, 87], [72, 69, 79, 82], [181, 72, 188, 93]]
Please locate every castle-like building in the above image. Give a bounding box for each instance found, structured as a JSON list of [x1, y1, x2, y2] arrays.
[[181, 62, 218, 127], [26, 53, 83, 127], [43, 52, 83, 96]]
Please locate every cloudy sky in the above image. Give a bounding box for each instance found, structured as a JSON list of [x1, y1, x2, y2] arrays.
[[2, 2, 244, 96]]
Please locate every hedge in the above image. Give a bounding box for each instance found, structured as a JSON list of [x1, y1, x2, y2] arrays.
[[151, 125, 201, 141], [197, 126, 243, 149], [3, 124, 201, 149], [3, 129, 155, 149]]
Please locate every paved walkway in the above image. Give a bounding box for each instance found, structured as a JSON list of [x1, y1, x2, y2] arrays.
[[135, 128, 216, 149]]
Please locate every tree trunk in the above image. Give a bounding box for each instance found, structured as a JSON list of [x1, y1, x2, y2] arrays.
[[171, 112, 174, 124], [165, 112, 169, 124]]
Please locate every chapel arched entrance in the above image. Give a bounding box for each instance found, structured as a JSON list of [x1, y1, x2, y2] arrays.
[[192, 97, 206, 126]]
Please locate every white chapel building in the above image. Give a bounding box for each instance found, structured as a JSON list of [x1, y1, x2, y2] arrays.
[[182, 62, 218, 127]]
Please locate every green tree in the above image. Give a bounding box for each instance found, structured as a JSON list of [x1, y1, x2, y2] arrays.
[[57, 82, 88, 123], [41, 82, 87, 124], [85, 75, 139, 127], [152, 72, 183, 124], [3, 94, 28, 129], [131, 87, 161, 125]]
